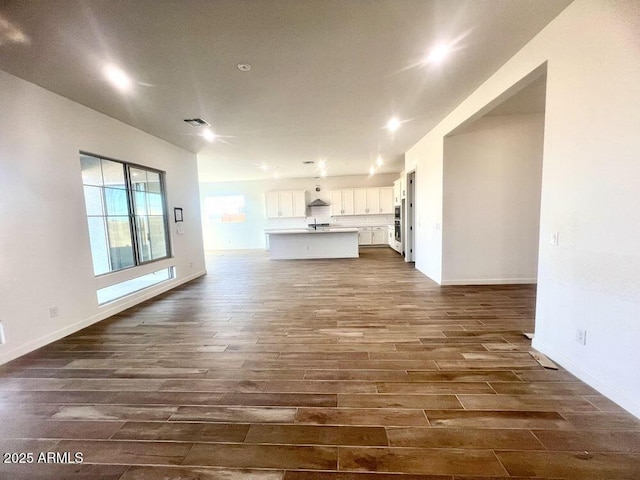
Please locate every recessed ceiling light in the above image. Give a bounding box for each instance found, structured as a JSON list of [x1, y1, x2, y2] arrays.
[[103, 64, 132, 93], [259, 163, 269, 171], [202, 129, 216, 142], [386, 117, 401, 132], [426, 44, 452, 64], [237, 63, 251, 72], [0, 16, 30, 45], [369, 166, 376, 176], [376, 156, 384, 167]]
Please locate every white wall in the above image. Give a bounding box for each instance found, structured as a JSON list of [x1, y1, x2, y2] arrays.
[[405, 0, 640, 417], [199, 173, 397, 250], [0, 70, 206, 365], [442, 113, 544, 284]]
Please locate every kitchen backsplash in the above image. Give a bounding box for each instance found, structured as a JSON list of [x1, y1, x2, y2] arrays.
[[267, 206, 393, 229]]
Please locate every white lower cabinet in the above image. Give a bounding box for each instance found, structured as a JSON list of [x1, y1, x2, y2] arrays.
[[371, 227, 386, 244], [358, 226, 390, 246], [358, 228, 373, 245]]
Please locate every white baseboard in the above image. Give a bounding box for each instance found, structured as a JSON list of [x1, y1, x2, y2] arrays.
[[441, 277, 537, 285], [532, 338, 640, 419], [0, 270, 206, 366]]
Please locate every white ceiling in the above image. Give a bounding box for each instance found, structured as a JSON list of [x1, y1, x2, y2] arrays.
[[0, 0, 571, 182]]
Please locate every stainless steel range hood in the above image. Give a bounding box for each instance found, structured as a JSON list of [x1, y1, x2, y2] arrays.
[[307, 198, 330, 207]]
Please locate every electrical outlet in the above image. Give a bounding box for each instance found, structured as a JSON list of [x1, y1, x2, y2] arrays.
[[575, 329, 587, 345], [49, 306, 59, 318], [550, 232, 560, 246]]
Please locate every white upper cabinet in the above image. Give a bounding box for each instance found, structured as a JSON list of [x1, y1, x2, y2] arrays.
[[393, 179, 402, 206], [354, 189, 368, 215], [365, 188, 380, 214], [379, 187, 394, 214], [331, 189, 354, 216], [331, 187, 394, 216], [292, 190, 306, 217], [343, 189, 355, 215], [278, 192, 294, 217], [330, 190, 342, 216], [265, 190, 306, 218], [265, 192, 280, 218]]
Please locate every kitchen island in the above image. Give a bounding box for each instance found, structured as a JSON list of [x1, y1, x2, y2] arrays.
[[265, 228, 359, 260]]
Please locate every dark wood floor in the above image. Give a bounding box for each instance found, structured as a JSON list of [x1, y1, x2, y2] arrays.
[[1, 248, 639, 479]]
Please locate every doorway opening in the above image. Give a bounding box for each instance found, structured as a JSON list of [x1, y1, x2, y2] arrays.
[[441, 70, 547, 286]]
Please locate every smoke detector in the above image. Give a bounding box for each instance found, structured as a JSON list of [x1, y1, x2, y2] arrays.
[[237, 63, 251, 72]]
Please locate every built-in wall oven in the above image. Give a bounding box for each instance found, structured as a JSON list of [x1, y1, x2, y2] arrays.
[[394, 206, 401, 242]]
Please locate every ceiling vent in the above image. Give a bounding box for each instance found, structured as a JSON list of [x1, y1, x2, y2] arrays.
[[302, 161, 314, 165], [184, 118, 210, 127]]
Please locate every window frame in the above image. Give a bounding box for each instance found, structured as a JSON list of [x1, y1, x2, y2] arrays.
[[80, 151, 172, 277]]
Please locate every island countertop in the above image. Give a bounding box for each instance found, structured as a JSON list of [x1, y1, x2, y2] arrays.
[[265, 227, 358, 235], [265, 228, 359, 259]]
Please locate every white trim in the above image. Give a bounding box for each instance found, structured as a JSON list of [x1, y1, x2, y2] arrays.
[[532, 339, 640, 419], [0, 270, 206, 366], [441, 277, 537, 285], [94, 257, 178, 289]]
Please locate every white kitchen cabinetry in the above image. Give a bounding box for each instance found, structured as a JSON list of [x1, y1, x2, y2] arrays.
[[265, 190, 306, 218], [267, 229, 359, 259], [292, 191, 306, 217], [393, 179, 402, 205], [354, 188, 382, 215], [371, 226, 387, 244], [331, 187, 393, 216], [330, 189, 354, 216], [354, 189, 368, 215], [366, 188, 380, 214], [358, 226, 389, 246], [358, 228, 372, 245], [379, 187, 394, 214], [266, 192, 280, 218]]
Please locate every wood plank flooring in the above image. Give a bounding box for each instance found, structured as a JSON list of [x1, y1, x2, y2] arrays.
[[1, 248, 639, 479]]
